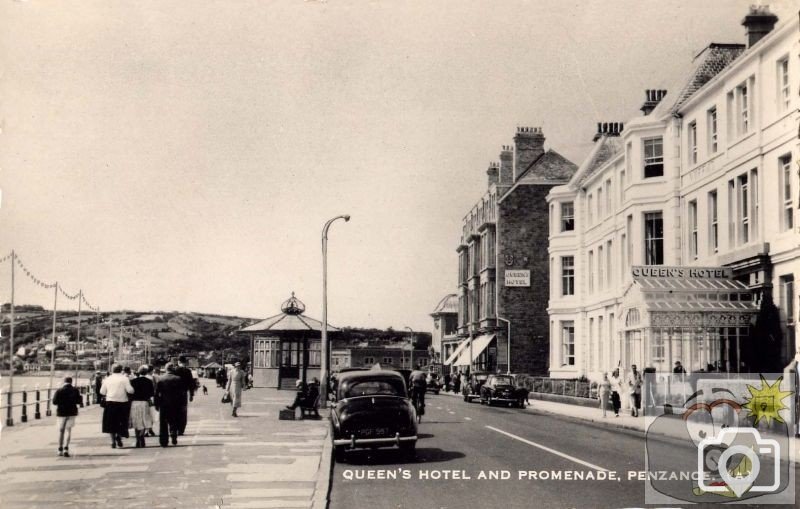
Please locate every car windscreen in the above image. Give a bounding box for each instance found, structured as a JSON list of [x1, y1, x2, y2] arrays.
[[342, 379, 405, 398], [491, 376, 513, 386]]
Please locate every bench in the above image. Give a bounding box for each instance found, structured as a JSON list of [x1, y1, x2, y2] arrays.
[[299, 394, 320, 419]]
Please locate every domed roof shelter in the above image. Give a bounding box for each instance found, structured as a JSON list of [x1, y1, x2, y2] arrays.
[[240, 293, 340, 389]]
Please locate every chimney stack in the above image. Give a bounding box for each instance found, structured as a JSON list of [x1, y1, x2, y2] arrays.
[[742, 5, 778, 48], [513, 127, 545, 181], [487, 162, 499, 187], [640, 89, 667, 116], [592, 122, 624, 142], [499, 145, 514, 185]]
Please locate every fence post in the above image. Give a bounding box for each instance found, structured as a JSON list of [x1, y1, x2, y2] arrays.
[[574, 382, 578, 397], [46, 388, 52, 417], [5, 391, 13, 427], [21, 387, 28, 423], [35, 385, 41, 419]]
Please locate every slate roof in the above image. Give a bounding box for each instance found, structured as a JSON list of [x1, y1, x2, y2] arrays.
[[577, 135, 623, 186], [241, 312, 340, 333], [430, 294, 458, 316], [668, 43, 746, 114], [515, 149, 578, 184]]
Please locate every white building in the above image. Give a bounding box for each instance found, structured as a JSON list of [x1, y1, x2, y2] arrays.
[[547, 6, 798, 381]]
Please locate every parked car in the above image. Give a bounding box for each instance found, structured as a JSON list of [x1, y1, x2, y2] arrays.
[[480, 374, 522, 407], [462, 371, 490, 402], [426, 372, 442, 394], [330, 369, 418, 462]]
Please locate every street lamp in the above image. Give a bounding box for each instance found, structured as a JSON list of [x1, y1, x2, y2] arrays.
[[320, 214, 350, 407], [404, 326, 414, 369]]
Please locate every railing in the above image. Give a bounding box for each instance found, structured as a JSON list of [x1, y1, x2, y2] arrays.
[[1, 384, 95, 426], [521, 376, 597, 399]]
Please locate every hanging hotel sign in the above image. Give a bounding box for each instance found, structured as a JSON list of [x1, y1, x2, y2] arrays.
[[631, 265, 732, 279], [505, 270, 530, 287]]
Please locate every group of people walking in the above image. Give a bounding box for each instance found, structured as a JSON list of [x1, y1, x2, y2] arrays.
[[597, 365, 646, 418], [52, 356, 198, 456]]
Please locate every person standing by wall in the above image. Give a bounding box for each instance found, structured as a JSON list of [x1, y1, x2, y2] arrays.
[[627, 364, 643, 417], [154, 364, 184, 447], [598, 373, 611, 418], [100, 364, 134, 449], [52, 376, 82, 457], [225, 362, 245, 417], [174, 356, 195, 436]]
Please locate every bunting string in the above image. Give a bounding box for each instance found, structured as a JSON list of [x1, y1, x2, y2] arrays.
[[0, 251, 12, 265], [15, 254, 57, 289], [4, 250, 99, 312]]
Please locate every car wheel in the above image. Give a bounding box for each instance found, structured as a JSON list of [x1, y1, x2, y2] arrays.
[[334, 445, 346, 463], [486, 396, 492, 406], [399, 441, 416, 461]]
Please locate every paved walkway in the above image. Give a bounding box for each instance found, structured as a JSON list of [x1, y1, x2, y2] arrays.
[[0, 385, 331, 509]]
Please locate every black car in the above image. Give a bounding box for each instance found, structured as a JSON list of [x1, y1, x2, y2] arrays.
[[479, 374, 521, 407], [461, 371, 489, 402], [330, 370, 418, 462]]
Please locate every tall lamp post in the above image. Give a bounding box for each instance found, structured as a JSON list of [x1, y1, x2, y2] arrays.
[[320, 214, 350, 407], [404, 326, 414, 369]]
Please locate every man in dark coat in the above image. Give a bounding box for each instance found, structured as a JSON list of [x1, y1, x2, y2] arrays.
[[155, 364, 185, 447], [174, 356, 196, 435], [53, 377, 82, 457]]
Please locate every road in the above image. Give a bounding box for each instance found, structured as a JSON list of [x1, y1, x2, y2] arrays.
[[329, 393, 799, 509]]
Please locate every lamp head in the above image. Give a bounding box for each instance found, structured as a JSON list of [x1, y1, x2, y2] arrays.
[[343, 215, 350, 222]]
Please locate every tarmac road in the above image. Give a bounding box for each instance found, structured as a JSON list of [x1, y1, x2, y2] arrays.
[[329, 393, 799, 509]]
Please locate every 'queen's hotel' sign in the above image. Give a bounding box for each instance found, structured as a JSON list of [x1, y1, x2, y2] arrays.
[[631, 266, 733, 279]]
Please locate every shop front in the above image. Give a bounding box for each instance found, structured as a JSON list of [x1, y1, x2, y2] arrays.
[[619, 266, 759, 374]]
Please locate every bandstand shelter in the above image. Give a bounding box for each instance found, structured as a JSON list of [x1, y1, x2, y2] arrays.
[[619, 266, 759, 373], [240, 293, 339, 389]]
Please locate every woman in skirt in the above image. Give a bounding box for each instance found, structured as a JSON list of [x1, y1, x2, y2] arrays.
[[225, 362, 246, 417], [129, 365, 155, 447], [100, 364, 134, 448]]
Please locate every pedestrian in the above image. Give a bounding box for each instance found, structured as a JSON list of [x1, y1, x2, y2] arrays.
[[93, 371, 104, 404], [598, 373, 611, 418], [154, 364, 184, 447], [143, 365, 158, 437], [286, 379, 308, 412], [100, 364, 134, 449], [673, 360, 686, 374], [444, 372, 451, 392], [174, 356, 195, 436], [610, 368, 622, 417], [129, 365, 155, 448], [226, 362, 246, 417], [452, 371, 460, 393], [53, 376, 82, 457], [216, 367, 228, 389], [460, 371, 468, 394], [627, 364, 643, 417]]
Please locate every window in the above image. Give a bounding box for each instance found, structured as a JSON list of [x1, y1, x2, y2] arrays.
[[561, 256, 575, 296], [588, 250, 594, 293], [605, 179, 612, 214], [688, 121, 697, 165], [598, 245, 604, 291], [620, 233, 627, 278], [561, 321, 575, 366], [619, 170, 625, 203], [588, 317, 594, 370], [781, 155, 793, 231], [728, 180, 736, 248], [253, 338, 279, 368], [643, 137, 664, 178], [363, 356, 375, 366], [644, 212, 664, 265], [781, 275, 795, 324], [708, 107, 718, 153], [738, 174, 749, 244], [778, 57, 790, 112], [626, 215, 633, 267], [688, 200, 698, 260], [708, 190, 718, 253], [733, 80, 753, 137], [309, 340, 321, 367], [740, 83, 749, 134], [751, 169, 759, 238], [561, 202, 574, 232], [606, 239, 613, 287], [382, 357, 392, 365], [587, 194, 594, 225], [597, 187, 603, 218], [597, 316, 604, 370]]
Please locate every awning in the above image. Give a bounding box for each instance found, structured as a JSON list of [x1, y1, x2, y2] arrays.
[[444, 339, 470, 366], [453, 334, 495, 367]]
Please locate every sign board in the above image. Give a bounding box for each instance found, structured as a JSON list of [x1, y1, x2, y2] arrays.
[[505, 270, 530, 287], [631, 266, 732, 279]]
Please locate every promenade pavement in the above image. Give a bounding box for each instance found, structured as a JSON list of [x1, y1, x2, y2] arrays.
[[0, 384, 332, 509]]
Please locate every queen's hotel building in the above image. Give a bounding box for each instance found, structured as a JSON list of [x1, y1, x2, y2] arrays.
[[547, 6, 798, 381]]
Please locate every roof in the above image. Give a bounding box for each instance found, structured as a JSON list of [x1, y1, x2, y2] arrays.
[[515, 149, 578, 184], [241, 312, 340, 333], [430, 294, 458, 316], [631, 273, 759, 314], [668, 43, 745, 114], [577, 136, 623, 186]]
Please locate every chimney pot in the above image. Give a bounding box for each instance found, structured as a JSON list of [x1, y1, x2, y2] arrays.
[[742, 6, 778, 48]]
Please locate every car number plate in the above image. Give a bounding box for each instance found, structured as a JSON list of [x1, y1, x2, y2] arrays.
[[358, 427, 390, 437]]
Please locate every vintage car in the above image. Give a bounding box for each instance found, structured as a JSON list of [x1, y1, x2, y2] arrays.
[[330, 369, 418, 462], [461, 371, 489, 402], [425, 372, 442, 394], [480, 374, 522, 407]]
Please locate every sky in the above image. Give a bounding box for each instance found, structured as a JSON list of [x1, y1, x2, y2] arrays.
[[0, 0, 796, 332]]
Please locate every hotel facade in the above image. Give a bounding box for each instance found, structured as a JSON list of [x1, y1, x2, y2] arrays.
[[547, 8, 799, 381]]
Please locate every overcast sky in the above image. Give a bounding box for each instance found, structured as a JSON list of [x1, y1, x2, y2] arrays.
[[0, 0, 795, 331]]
